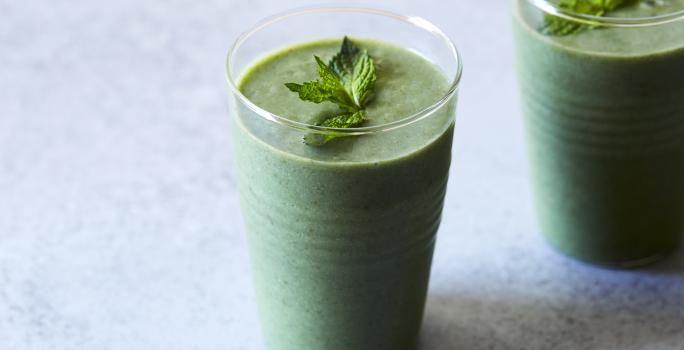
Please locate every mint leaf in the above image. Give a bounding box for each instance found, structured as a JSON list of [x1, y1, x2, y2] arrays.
[[329, 37, 377, 108], [320, 110, 367, 128], [329, 37, 360, 79], [285, 36, 377, 146], [284, 81, 334, 104], [541, 0, 638, 36], [284, 57, 356, 112], [350, 50, 376, 108], [302, 111, 367, 146]]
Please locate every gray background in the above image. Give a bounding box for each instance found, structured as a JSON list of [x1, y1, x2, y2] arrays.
[[2, 0, 683, 349]]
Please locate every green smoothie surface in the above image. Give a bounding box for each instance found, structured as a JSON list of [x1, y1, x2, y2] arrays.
[[239, 39, 449, 127], [235, 38, 453, 163]]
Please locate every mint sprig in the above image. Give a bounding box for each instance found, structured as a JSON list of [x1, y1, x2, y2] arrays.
[[285, 36, 376, 145], [542, 0, 638, 36]]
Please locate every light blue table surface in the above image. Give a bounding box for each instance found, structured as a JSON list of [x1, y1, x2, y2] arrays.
[[1, 0, 683, 349]]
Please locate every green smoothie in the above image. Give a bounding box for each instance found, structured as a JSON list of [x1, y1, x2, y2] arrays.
[[514, 1, 684, 266], [232, 39, 456, 349]]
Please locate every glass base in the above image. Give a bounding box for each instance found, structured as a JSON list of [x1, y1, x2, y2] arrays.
[[544, 237, 677, 269]]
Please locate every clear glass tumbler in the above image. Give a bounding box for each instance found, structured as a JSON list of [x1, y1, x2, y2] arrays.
[[514, 0, 684, 267], [226, 7, 462, 350]]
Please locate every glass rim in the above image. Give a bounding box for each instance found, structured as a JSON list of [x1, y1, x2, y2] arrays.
[[225, 6, 463, 136], [527, 0, 684, 27]]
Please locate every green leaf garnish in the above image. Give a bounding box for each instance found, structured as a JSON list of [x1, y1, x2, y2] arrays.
[[302, 111, 367, 146], [541, 0, 639, 36], [285, 36, 376, 145]]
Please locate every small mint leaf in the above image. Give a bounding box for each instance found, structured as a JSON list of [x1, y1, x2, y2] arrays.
[[328, 37, 376, 108], [319, 110, 367, 128], [350, 51, 376, 108], [303, 111, 367, 145], [302, 133, 334, 146], [314, 56, 357, 112], [329, 36, 360, 78], [285, 82, 332, 104]]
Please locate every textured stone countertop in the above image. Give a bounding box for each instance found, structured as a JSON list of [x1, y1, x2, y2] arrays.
[[1, 0, 683, 349]]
